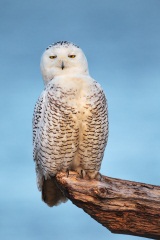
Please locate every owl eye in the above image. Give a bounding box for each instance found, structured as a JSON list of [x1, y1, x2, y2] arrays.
[[68, 54, 76, 58], [49, 55, 57, 59]]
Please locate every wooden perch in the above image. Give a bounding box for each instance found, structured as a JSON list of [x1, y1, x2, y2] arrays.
[[55, 171, 160, 239]]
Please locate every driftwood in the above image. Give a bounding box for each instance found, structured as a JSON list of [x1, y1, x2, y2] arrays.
[[55, 171, 160, 239]]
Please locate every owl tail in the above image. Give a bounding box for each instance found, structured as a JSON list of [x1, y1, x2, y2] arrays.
[[42, 177, 67, 207]]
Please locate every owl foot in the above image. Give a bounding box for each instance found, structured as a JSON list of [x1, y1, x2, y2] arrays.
[[94, 172, 102, 181], [74, 167, 86, 179], [74, 167, 101, 181], [85, 171, 102, 181]]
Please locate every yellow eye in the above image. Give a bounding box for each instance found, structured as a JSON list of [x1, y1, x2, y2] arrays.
[[68, 55, 76, 58], [49, 56, 57, 59]]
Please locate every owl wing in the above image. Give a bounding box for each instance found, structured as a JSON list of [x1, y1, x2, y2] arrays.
[[32, 91, 47, 190], [78, 81, 109, 178], [33, 87, 72, 205], [32, 91, 46, 161], [33, 83, 79, 188]]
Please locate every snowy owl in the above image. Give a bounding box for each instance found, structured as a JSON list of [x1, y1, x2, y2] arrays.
[[33, 41, 109, 207]]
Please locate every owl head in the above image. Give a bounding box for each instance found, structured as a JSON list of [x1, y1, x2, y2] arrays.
[[40, 41, 89, 85]]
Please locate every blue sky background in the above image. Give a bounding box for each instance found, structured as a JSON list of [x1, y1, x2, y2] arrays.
[[0, 0, 160, 239]]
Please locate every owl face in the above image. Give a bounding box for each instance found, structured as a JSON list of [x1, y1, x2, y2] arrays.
[[40, 41, 89, 85]]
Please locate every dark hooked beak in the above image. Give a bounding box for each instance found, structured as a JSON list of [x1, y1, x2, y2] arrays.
[[61, 61, 65, 70]]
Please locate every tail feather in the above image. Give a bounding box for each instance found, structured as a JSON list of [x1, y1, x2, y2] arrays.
[[42, 177, 67, 207]]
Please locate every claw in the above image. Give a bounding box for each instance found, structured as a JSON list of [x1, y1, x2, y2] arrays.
[[66, 169, 69, 178], [81, 169, 84, 178]]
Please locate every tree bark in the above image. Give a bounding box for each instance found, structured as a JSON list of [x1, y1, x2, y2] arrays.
[[55, 171, 160, 239]]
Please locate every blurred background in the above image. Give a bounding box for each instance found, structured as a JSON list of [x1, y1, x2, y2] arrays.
[[0, 0, 160, 239]]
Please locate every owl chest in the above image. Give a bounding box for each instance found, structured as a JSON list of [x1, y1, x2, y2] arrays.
[[61, 90, 92, 117], [47, 87, 94, 126]]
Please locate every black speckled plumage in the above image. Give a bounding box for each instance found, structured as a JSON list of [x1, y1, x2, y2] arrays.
[[46, 41, 79, 50]]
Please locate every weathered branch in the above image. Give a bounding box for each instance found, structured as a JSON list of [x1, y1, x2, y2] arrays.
[[56, 171, 160, 239]]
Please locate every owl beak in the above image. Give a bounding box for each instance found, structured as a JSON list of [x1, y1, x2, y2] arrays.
[[61, 61, 65, 70]]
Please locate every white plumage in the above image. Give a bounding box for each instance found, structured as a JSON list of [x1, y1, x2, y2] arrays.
[[33, 41, 109, 206]]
